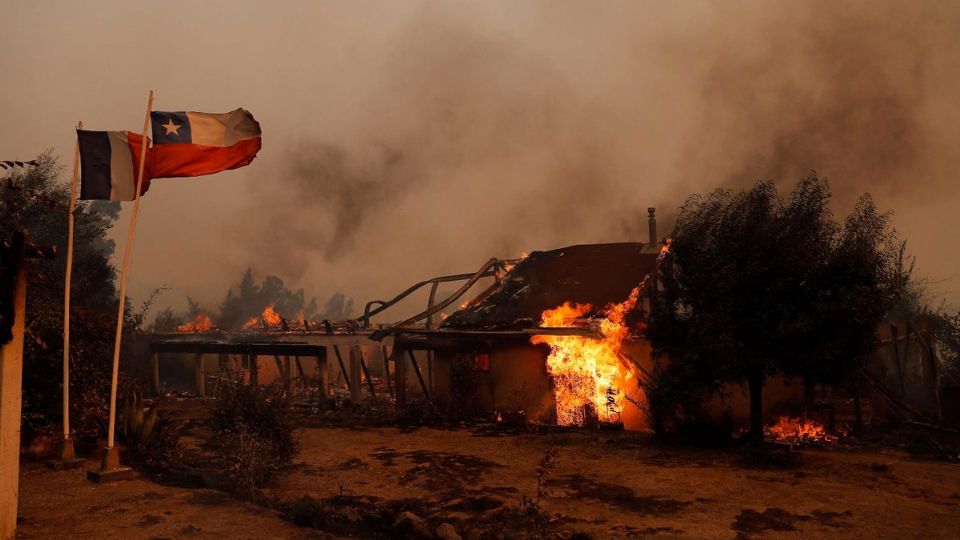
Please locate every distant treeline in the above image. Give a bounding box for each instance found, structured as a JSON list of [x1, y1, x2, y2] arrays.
[[151, 268, 354, 331]]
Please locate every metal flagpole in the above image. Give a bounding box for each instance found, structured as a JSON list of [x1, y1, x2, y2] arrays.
[[100, 91, 154, 472], [50, 121, 83, 468]]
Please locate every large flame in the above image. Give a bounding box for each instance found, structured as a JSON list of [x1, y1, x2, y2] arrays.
[[531, 287, 641, 427], [177, 313, 213, 332], [241, 304, 284, 330]]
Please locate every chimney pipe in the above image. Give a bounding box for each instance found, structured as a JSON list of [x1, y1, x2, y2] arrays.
[[647, 207, 657, 245]]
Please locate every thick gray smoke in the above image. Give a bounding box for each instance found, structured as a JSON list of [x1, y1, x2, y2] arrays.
[[225, 1, 960, 310]]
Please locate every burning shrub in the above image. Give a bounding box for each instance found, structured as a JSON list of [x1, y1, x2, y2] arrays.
[[206, 380, 298, 498]]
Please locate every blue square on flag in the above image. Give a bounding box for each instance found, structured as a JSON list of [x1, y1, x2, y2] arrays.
[[151, 111, 192, 144]]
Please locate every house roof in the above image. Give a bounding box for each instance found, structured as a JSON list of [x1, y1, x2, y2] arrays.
[[441, 242, 659, 331]]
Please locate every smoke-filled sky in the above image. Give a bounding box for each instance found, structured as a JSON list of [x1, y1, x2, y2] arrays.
[[3, 1, 959, 317]]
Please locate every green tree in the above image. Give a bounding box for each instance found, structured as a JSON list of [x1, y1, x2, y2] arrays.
[[647, 175, 902, 437]]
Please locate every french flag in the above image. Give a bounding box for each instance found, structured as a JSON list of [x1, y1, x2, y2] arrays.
[[150, 109, 262, 179], [77, 130, 152, 201]]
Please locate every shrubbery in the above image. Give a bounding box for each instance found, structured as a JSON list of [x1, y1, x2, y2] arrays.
[[206, 380, 298, 498]]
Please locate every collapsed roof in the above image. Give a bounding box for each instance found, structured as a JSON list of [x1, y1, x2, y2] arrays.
[[441, 242, 659, 331]]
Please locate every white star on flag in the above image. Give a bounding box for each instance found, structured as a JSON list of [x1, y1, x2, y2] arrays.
[[162, 119, 181, 136]]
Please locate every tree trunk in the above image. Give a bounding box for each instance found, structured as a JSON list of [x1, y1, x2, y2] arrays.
[[748, 370, 764, 439]]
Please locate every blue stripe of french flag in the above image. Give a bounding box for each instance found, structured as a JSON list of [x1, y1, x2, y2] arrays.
[[77, 130, 152, 201]]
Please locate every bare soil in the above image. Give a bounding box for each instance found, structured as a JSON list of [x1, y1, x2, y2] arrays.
[[16, 402, 960, 539], [16, 462, 314, 539]]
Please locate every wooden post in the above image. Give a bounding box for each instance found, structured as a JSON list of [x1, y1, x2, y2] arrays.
[[103, 90, 154, 457], [284, 355, 292, 395], [428, 351, 434, 392], [0, 234, 27, 538], [332, 345, 351, 392], [273, 355, 285, 383], [317, 354, 329, 408], [151, 352, 160, 395], [294, 356, 305, 378], [249, 354, 259, 386], [391, 345, 407, 407], [349, 345, 362, 403], [381, 345, 393, 397], [358, 348, 376, 396], [406, 349, 430, 398], [194, 353, 205, 398], [61, 120, 82, 443]]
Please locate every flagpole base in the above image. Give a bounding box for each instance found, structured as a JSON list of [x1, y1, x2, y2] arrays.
[[45, 437, 85, 470], [85, 445, 134, 483]]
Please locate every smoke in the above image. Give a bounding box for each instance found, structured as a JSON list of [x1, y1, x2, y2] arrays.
[[223, 0, 960, 309], [681, 2, 952, 205]]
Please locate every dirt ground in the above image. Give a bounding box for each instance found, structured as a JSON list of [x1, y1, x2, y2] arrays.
[[16, 406, 960, 539], [16, 461, 315, 539]]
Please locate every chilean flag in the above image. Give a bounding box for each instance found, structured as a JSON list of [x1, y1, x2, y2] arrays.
[[77, 130, 152, 200], [150, 109, 261, 178]]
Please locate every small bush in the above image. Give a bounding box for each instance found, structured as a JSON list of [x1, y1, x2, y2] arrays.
[[634, 355, 717, 437], [395, 397, 442, 426], [119, 389, 183, 471], [207, 380, 298, 498]]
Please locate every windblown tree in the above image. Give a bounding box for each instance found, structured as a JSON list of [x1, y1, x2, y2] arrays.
[[1, 152, 130, 442], [647, 175, 902, 438]]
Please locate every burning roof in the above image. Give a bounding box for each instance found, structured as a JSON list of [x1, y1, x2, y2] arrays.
[[441, 242, 659, 331]]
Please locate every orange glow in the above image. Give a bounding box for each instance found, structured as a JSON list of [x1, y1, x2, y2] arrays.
[[177, 313, 213, 332], [531, 287, 641, 427], [262, 305, 282, 325], [241, 304, 284, 330], [502, 251, 529, 274], [765, 416, 838, 443]]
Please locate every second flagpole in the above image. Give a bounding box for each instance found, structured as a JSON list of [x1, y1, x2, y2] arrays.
[[97, 90, 154, 476], [49, 121, 84, 469]]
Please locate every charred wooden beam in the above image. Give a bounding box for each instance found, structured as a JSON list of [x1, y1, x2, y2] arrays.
[[294, 356, 305, 379], [406, 349, 430, 399], [348, 346, 362, 403], [194, 353, 205, 397], [149, 341, 328, 356], [316, 354, 329, 408], [381, 345, 393, 397], [332, 345, 352, 393], [357, 347, 376, 396], [391, 345, 407, 406]]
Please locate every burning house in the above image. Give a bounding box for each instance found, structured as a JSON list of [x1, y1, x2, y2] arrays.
[[392, 241, 661, 429], [145, 206, 810, 433]]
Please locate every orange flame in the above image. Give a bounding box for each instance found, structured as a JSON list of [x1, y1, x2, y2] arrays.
[[241, 304, 284, 330], [177, 313, 213, 332], [765, 416, 838, 443], [531, 287, 642, 427]]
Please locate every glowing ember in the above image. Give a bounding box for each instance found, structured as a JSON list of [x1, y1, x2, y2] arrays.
[[531, 287, 641, 427], [241, 304, 284, 330], [502, 251, 529, 274], [765, 416, 838, 444], [177, 313, 213, 332]]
